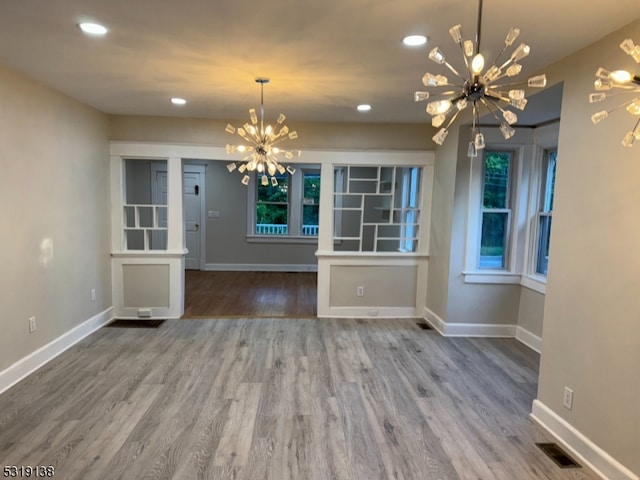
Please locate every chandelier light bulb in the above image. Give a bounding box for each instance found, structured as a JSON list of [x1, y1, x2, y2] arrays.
[[610, 70, 632, 84], [471, 53, 485, 74]]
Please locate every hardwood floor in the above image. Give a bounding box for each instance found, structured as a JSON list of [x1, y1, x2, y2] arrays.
[[0, 318, 599, 480], [183, 271, 317, 318]]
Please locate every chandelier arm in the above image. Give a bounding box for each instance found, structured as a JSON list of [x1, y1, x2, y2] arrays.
[[480, 98, 506, 125], [443, 61, 467, 81], [486, 80, 530, 89], [444, 109, 463, 129], [458, 43, 472, 71], [484, 95, 513, 116], [606, 98, 640, 114]]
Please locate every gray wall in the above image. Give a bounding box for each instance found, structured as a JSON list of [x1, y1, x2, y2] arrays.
[[203, 159, 317, 267], [110, 115, 437, 151], [536, 19, 640, 474], [0, 64, 110, 371]]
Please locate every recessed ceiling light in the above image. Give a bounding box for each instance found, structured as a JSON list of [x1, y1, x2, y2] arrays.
[[171, 98, 187, 105], [78, 22, 108, 36], [403, 35, 427, 47], [357, 104, 372, 112]]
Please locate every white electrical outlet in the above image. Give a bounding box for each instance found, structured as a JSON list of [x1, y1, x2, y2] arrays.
[[29, 316, 36, 333], [91, 288, 96, 302], [563, 386, 574, 410], [356, 286, 364, 297]]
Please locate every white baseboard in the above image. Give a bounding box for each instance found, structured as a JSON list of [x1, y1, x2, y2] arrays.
[[531, 400, 638, 480], [515, 326, 542, 353], [317, 306, 417, 319], [424, 308, 542, 353], [423, 308, 516, 337], [423, 307, 446, 335], [0, 307, 114, 395], [204, 263, 318, 272]]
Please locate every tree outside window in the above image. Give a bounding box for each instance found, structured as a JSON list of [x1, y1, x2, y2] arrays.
[[479, 151, 512, 269]]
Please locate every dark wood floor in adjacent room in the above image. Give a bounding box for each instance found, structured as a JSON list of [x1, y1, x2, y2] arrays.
[[0, 317, 599, 480], [183, 270, 317, 318]]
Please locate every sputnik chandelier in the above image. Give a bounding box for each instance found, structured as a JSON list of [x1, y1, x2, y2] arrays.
[[589, 38, 640, 147], [225, 77, 300, 186], [414, 0, 547, 157]]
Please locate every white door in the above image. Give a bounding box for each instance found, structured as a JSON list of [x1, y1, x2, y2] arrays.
[[183, 165, 205, 270]]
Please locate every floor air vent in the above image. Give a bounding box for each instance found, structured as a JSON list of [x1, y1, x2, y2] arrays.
[[536, 443, 581, 468], [416, 321, 432, 330], [107, 319, 165, 328]]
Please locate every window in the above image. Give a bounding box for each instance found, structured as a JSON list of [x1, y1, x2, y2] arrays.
[[256, 172, 289, 235], [123, 159, 168, 251], [333, 165, 422, 253], [534, 149, 556, 275], [302, 171, 320, 236], [479, 151, 513, 269], [249, 167, 320, 239]]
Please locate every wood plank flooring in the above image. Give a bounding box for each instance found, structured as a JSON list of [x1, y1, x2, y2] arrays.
[[183, 271, 317, 318], [0, 318, 599, 480]]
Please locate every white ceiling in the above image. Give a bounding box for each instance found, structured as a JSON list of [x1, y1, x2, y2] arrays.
[[0, 0, 638, 125]]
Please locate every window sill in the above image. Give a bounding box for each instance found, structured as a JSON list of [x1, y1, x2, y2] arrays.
[[246, 235, 318, 245], [521, 274, 547, 294], [463, 271, 521, 285], [462, 271, 547, 294]]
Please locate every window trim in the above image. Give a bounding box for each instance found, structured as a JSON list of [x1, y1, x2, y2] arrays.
[[246, 166, 320, 243]]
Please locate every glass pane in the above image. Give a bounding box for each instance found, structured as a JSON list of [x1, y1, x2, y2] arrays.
[[335, 210, 362, 238], [156, 206, 167, 229], [334, 239, 361, 252], [302, 205, 319, 236], [124, 206, 136, 228], [536, 215, 552, 275], [349, 180, 378, 194], [362, 225, 376, 251], [379, 167, 394, 193], [334, 194, 362, 208], [393, 209, 420, 224], [258, 173, 288, 202], [138, 206, 153, 228], [148, 230, 168, 251], [363, 195, 391, 223], [378, 225, 401, 237], [303, 172, 320, 203], [479, 212, 508, 268], [544, 150, 557, 212], [349, 166, 378, 179], [256, 204, 288, 235], [483, 152, 511, 209], [125, 230, 145, 250], [377, 239, 401, 252], [125, 159, 167, 205]]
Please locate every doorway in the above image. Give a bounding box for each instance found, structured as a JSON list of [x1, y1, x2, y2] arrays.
[[183, 164, 205, 270]]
